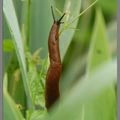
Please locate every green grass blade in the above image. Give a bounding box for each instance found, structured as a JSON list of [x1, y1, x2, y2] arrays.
[[84, 8, 116, 120], [86, 8, 110, 74], [29, 0, 54, 58], [4, 90, 24, 120], [3, 0, 32, 106], [60, 0, 81, 60]]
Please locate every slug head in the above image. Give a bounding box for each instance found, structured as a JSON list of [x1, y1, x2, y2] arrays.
[[51, 6, 65, 25]]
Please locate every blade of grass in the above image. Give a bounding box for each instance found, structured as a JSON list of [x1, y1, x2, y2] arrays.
[[4, 90, 24, 120], [86, 8, 110, 74], [59, 0, 81, 60], [84, 8, 116, 120], [3, 0, 33, 107]]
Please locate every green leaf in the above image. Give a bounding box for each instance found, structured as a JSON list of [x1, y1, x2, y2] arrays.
[[60, 0, 81, 60], [4, 90, 24, 120], [3, 39, 15, 52], [84, 8, 116, 120], [97, 0, 117, 15], [44, 59, 117, 120], [3, 0, 32, 106], [28, 0, 54, 57], [86, 8, 110, 74]]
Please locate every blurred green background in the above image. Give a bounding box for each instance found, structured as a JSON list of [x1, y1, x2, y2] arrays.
[[3, 0, 117, 120]]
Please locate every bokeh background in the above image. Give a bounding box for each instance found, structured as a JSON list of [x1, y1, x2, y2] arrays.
[[3, 0, 117, 120]]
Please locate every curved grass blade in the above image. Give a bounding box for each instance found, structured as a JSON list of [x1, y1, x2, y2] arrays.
[[3, 0, 32, 106], [4, 90, 24, 120]]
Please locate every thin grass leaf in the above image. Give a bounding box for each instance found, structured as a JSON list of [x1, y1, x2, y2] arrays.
[[4, 90, 24, 120], [3, 0, 32, 106]]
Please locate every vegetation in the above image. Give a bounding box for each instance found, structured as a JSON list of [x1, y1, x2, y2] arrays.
[[3, 0, 117, 120]]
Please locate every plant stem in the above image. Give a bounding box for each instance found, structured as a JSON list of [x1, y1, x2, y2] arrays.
[[60, 0, 98, 34]]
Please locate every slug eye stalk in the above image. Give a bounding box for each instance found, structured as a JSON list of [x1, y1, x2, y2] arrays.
[[57, 13, 65, 23], [51, 6, 65, 24], [51, 6, 55, 22]]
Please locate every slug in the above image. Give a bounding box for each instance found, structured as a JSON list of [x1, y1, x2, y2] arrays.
[[45, 6, 65, 110]]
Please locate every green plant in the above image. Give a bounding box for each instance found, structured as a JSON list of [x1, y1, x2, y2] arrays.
[[3, 0, 117, 120]]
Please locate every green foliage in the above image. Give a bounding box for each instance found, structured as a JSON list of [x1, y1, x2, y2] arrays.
[[3, 0, 117, 120], [4, 83, 24, 120], [86, 8, 110, 74], [3, 39, 14, 52], [44, 59, 116, 120], [85, 8, 116, 120], [26, 49, 48, 108], [60, 0, 82, 60], [3, 0, 32, 106]]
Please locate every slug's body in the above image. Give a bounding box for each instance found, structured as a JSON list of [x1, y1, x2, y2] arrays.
[[45, 22, 61, 110], [45, 9, 65, 110]]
